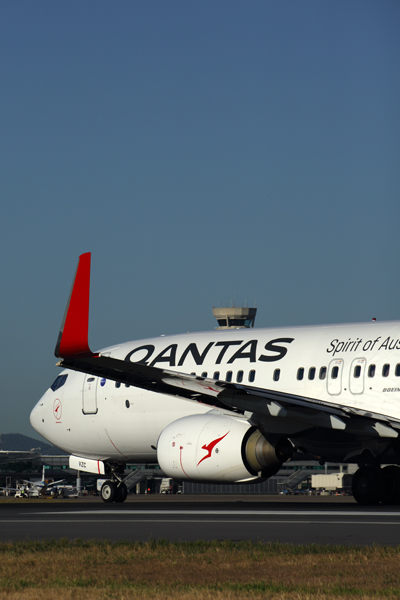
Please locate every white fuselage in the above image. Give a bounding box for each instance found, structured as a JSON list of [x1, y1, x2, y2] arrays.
[[30, 321, 400, 462]]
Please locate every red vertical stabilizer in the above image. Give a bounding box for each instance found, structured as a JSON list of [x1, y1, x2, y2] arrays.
[[55, 252, 94, 358]]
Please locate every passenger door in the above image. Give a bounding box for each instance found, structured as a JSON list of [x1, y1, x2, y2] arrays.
[[349, 358, 366, 395], [82, 375, 98, 414], [327, 359, 344, 395]]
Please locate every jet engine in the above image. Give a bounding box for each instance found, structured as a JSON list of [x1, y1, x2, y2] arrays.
[[157, 413, 293, 483]]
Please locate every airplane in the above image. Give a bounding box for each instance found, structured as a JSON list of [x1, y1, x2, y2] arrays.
[[6, 474, 66, 498], [30, 253, 400, 505], [14, 478, 65, 498]]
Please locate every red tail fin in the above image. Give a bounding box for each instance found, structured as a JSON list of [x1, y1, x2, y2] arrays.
[[55, 253, 94, 358]]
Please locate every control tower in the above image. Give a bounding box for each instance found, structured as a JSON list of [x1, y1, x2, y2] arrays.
[[212, 306, 257, 329]]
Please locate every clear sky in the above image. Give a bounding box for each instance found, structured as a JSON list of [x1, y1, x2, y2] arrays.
[[1, 1, 399, 437]]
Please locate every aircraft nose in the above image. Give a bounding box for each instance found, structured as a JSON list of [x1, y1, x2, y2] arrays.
[[30, 400, 44, 434]]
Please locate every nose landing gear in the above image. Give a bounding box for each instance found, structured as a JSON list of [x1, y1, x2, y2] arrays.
[[100, 480, 128, 503], [100, 464, 129, 503]]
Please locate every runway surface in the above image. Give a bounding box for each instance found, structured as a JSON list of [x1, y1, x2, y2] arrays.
[[1, 495, 399, 545]]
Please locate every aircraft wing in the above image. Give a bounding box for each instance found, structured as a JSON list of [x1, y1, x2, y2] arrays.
[[58, 351, 400, 438], [55, 254, 399, 440], [44, 479, 65, 488]]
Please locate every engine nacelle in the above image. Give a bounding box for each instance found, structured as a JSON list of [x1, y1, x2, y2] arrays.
[[157, 413, 293, 483]]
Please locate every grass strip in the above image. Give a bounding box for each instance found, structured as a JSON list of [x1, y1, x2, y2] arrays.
[[0, 540, 400, 599], [1, 537, 400, 554]]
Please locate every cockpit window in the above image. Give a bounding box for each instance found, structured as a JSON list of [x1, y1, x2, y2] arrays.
[[50, 374, 68, 392]]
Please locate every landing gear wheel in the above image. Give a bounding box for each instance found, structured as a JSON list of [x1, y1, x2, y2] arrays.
[[114, 483, 128, 503], [101, 480, 117, 503], [381, 466, 400, 505], [352, 466, 383, 505]]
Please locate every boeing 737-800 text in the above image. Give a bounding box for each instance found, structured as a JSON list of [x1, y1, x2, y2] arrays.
[[30, 253, 400, 504]]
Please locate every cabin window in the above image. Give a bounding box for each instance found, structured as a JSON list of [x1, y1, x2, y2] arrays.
[[354, 365, 361, 378], [201, 372, 208, 378], [237, 371, 243, 383], [125, 383, 130, 388], [125, 400, 130, 408], [319, 367, 327, 380], [115, 382, 121, 388], [273, 369, 280, 382], [382, 364, 390, 377], [308, 367, 316, 380], [249, 370, 255, 383], [395, 364, 400, 377], [297, 368, 304, 381], [331, 366, 339, 379], [368, 364, 376, 378], [213, 371, 220, 380], [50, 374, 68, 392], [87, 377, 95, 382], [226, 371, 232, 382]]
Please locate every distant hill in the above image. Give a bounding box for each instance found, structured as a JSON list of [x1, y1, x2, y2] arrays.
[[0, 433, 67, 455]]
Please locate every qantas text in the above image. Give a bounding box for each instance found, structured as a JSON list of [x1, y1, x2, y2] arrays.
[[125, 338, 294, 367]]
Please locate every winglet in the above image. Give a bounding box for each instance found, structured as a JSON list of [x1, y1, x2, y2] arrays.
[[55, 253, 94, 358]]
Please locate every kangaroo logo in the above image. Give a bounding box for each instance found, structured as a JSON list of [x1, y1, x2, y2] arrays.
[[53, 398, 62, 421], [197, 432, 229, 466]]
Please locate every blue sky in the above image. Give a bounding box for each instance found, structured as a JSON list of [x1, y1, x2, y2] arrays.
[[1, 1, 399, 437]]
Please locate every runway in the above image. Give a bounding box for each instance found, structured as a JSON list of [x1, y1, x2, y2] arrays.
[[1, 495, 399, 545]]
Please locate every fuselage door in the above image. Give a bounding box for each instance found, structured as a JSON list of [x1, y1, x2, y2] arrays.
[[349, 358, 366, 395], [82, 375, 98, 415], [327, 359, 344, 395]]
